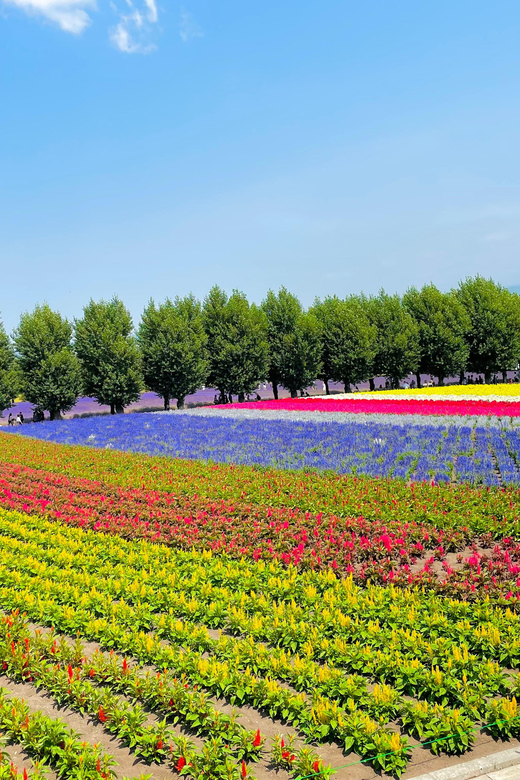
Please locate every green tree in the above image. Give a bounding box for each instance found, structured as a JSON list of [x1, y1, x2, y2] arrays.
[[0, 318, 18, 415], [497, 290, 520, 381], [367, 291, 420, 389], [13, 304, 81, 420], [138, 296, 208, 410], [203, 287, 268, 401], [312, 295, 376, 393], [75, 297, 142, 414], [403, 284, 470, 386], [457, 277, 520, 383], [262, 288, 321, 398]]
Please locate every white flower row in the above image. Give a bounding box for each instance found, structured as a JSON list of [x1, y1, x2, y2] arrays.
[[177, 406, 519, 429]]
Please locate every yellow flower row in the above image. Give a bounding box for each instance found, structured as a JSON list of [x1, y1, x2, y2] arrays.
[[374, 384, 520, 397]]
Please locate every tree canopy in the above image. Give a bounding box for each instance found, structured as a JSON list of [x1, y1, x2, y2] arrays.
[[0, 318, 18, 414], [138, 296, 208, 410], [403, 284, 470, 385], [367, 292, 420, 389], [13, 304, 81, 420], [203, 286, 269, 400], [457, 277, 520, 383], [312, 295, 376, 393], [262, 288, 321, 398], [75, 297, 142, 414]]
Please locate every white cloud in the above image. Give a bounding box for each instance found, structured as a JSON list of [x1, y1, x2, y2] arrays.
[[109, 0, 157, 53], [179, 6, 202, 42], [3, 0, 95, 33], [3, 0, 158, 50], [143, 0, 156, 22]]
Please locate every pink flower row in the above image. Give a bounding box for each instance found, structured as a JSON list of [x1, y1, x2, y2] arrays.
[[218, 398, 520, 417]]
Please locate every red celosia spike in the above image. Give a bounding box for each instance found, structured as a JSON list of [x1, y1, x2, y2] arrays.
[[252, 729, 261, 747], [241, 761, 247, 779]]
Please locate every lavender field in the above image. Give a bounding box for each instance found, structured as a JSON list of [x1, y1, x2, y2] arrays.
[[7, 409, 520, 486]]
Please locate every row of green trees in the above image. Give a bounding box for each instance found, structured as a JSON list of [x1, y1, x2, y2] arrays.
[[0, 276, 518, 419]]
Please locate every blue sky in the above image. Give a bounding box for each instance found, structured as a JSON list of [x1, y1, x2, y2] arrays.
[[1, 1, 520, 332]]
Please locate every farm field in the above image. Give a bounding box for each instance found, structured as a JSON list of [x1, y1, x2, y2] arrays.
[[1, 390, 520, 779], [7, 405, 520, 486]]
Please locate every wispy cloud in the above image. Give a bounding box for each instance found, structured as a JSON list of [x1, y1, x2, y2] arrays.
[[3, 0, 159, 51], [109, 0, 158, 53], [179, 6, 202, 42], [3, 0, 96, 34]]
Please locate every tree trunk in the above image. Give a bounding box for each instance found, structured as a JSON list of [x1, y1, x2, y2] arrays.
[[416, 373, 421, 389], [485, 371, 492, 385], [49, 410, 62, 421], [238, 392, 245, 403], [502, 370, 508, 383], [290, 389, 298, 398], [272, 384, 279, 400], [343, 380, 352, 393], [163, 396, 170, 410], [110, 403, 115, 415], [369, 378, 375, 392], [177, 396, 185, 410], [324, 379, 330, 395], [459, 372, 465, 385], [115, 404, 124, 414], [438, 376, 445, 386]]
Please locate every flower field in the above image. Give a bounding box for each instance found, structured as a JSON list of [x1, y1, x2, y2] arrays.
[[2, 390, 520, 779], [8, 407, 520, 486], [220, 396, 520, 417], [2, 506, 520, 779], [365, 384, 520, 397]]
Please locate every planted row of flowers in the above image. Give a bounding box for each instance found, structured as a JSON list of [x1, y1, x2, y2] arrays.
[[218, 397, 520, 417], [9, 409, 520, 486], [0, 686, 117, 780], [2, 510, 520, 775], [2, 508, 520, 664], [0, 526, 511, 709], [0, 588, 408, 776], [358, 384, 520, 397], [2, 433, 520, 528], [3, 430, 520, 776], [1, 457, 520, 596], [0, 614, 334, 780]]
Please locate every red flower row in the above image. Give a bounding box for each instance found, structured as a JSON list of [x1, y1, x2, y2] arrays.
[[1, 460, 520, 598], [218, 397, 520, 417]]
